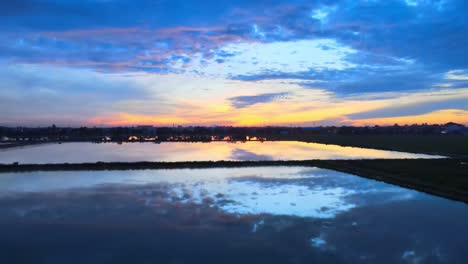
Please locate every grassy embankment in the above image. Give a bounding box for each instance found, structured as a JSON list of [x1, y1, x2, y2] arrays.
[[0, 159, 467, 203]]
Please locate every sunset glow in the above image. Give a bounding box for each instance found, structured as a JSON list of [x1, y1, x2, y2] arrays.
[[1, 0, 467, 126]]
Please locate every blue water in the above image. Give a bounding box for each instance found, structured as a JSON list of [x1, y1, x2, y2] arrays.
[[0, 167, 466, 263]]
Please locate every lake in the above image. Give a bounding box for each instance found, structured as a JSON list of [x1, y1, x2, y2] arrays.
[[0, 141, 443, 164], [0, 167, 466, 263]]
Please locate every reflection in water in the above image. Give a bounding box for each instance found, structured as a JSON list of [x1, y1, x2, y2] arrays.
[[0, 167, 416, 218], [229, 148, 274, 160], [0, 168, 345, 218], [0, 167, 467, 263], [0, 141, 443, 164]]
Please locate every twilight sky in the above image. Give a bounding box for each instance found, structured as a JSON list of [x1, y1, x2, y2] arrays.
[[1, 0, 467, 126]]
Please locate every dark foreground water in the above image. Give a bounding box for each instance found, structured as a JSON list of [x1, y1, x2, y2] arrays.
[[0, 167, 466, 263]]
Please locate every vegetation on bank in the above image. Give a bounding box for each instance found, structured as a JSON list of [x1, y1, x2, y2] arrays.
[[0, 159, 467, 203]]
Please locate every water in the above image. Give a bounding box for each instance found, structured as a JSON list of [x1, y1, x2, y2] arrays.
[[0, 141, 443, 164], [0, 167, 466, 263]]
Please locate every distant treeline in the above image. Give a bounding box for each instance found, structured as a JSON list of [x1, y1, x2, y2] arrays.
[[0, 122, 466, 142]]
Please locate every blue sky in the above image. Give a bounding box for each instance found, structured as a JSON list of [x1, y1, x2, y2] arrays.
[[0, 0, 467, 126]]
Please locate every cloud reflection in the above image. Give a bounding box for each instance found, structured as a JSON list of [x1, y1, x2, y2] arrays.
[[0, 167, 423, 218]]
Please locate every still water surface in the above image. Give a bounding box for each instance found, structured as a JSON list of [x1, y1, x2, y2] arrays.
[[0, 167, 466, 263], [0, 141, 443, 164]]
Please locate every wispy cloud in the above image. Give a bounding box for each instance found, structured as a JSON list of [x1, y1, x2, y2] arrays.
[[229, 92, 291, 108]]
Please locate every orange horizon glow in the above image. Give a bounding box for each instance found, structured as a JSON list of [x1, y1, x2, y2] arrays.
[[87, 109, 468, 127], [83, 79, 468, 127], [349, 109, 468, 127]]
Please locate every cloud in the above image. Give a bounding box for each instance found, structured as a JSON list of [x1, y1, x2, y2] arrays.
[[2, 0, 467, 78], [0, 0, 467, 125], [350, 109, 468, 126], [310, 5, 337, 26], [232, 66, 440, 96], [348, 97, 468, 119], [446, 70, 468, 81], [177, 39, 357, 79], [0, 63, 151, 126], [229, 92, 291, 108]]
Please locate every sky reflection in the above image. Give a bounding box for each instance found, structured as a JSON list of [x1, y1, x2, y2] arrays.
[[1, 166, 467, 263], [0, 141, 443, 164], [0, 167, 424, 218]]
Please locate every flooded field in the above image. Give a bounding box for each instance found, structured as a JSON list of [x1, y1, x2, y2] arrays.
[[0, 167, 466, 263], [0, 141, 443, 164]]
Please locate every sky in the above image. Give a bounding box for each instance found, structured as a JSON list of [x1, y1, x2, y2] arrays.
[[0, 0, 467, 127]]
